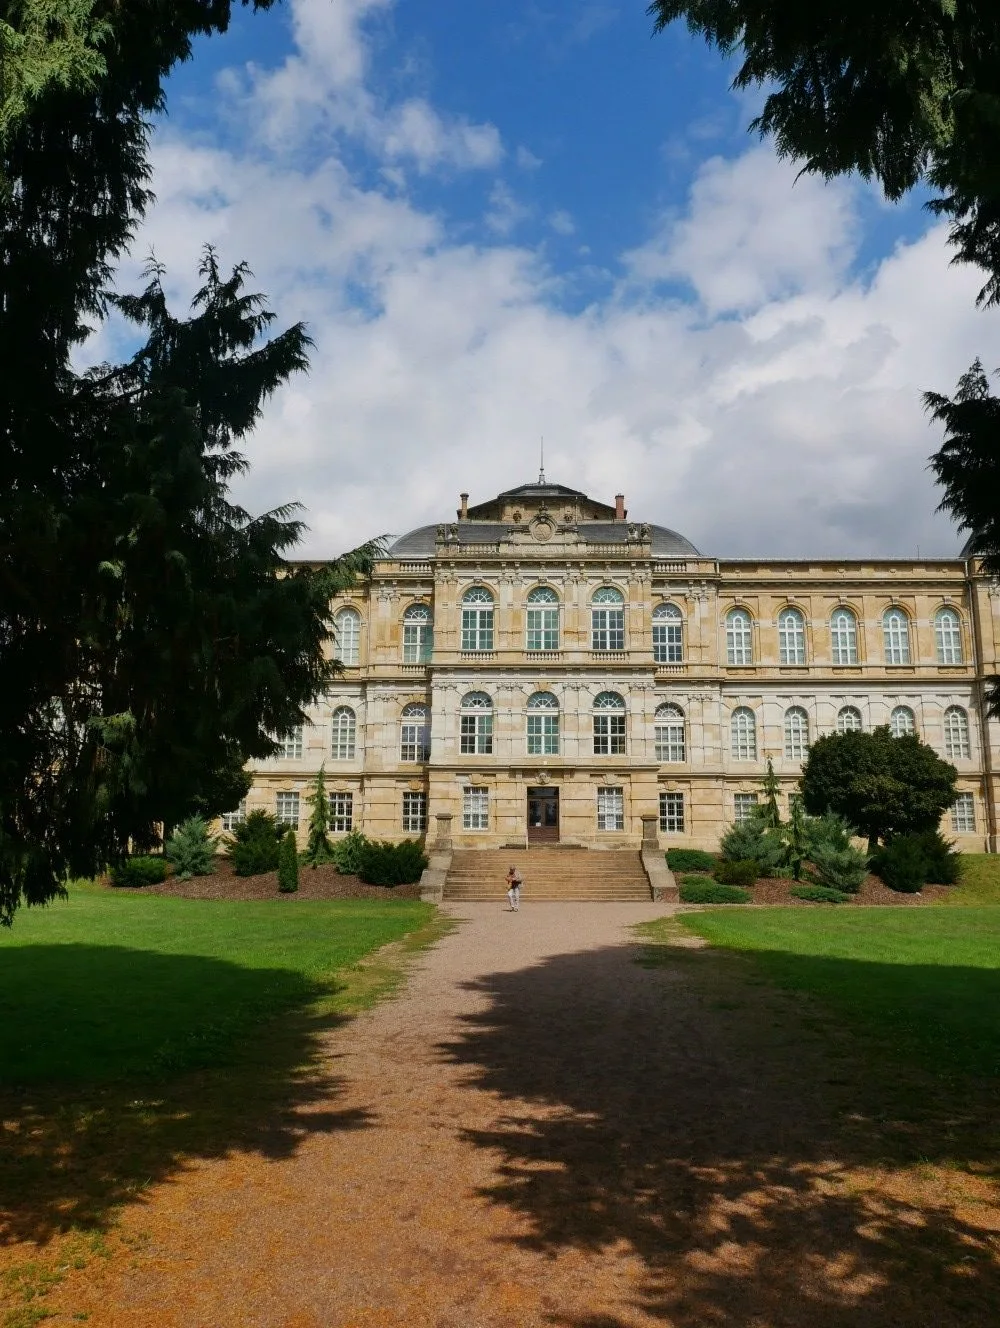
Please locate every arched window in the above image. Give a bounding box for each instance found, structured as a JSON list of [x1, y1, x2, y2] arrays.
[[402, 603, 433, 664], [883, 608, 912, 666], [591, 587, 625, 651], [331, 706, 356, 760], [837, 705, 863, 734], [831, 608, 859, 666], [778, 608, 806, 665], [730, 707, 757, 760], [460, 690, 493, 755], [784, 706, 809, 760], [935, 608, 963, 665], [526, 691, 559, 755], [593, 690, 626, 755], [943, 705, 970, 759], [890, 705, 916, 738], [400, 703, 430, 763], [335, 607, 361, 666], [526, 586, 560, 652], [726, 609, 753, 666], [652, 603, 683, 664], [461, 587, 494, 652], [654, 703, 686, 763]]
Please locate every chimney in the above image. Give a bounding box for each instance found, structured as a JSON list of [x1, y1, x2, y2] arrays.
[[615, 493, 626, 520], [458, 492, 469, 519]]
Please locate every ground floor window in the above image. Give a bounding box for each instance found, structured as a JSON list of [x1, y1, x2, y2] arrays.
[[276, 791, 300, 828], [734, 792, 758, 823], [463, 786, 489, 830], [951, 792, 976, 833], [402, 792, 427, 833], [221, 801, 246, 833], [659, 792, 684, 833], [330, 791, 353, 833], [597, 786, 625, 831]]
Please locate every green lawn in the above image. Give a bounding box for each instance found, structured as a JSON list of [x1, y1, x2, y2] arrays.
[[935, 852, 1000, 905]]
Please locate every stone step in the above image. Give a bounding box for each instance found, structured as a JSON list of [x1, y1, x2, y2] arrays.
[[444, 848, 651, 902]]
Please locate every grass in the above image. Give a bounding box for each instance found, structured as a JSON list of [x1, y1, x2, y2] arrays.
[[935, 852, 1000, 905]]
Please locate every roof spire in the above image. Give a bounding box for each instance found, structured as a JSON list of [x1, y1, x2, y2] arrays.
[[538, 435, 545, 485]]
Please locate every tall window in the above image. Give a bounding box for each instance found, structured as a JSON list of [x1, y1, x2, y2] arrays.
[[591, 587, 625, 651], [526, 691, 559, 755], [731, 707, 757, 760], [778, 608, 806, 665], [400, 703, 430, 762], [883, 608, 912, 665], [402, 792, 427, 833], [659, 791, 685, 833], [943, 706, 970, 759], [652, 603, 683, 664], [890, 705, 916, 737], [837, 705, 863, 734], [276, 791, 300, 827], [734, 792, 759, 823], [526, 587, 560, 651], [784, 706, 809, 760], [593, 691, 626, 755], [335, 607, 361, 666], [596, 786, 625, 831], [654, 704, 686, 763], [278, 726, 304, 760], [726, 609, 753, 666], [951, 792, 976, 833], [830, 608, 859, 665], [221, 801, 246, 833], [463, 786, 489, 830], [935, 608, 963, 664], [402, 604, 433, 663], [461, 587, 494, 652], [330, 791, 353, 832], [460, 691, 493, 755], [331, 706, 356, 760]]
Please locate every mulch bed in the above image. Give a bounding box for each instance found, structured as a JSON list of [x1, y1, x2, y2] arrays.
[[106, 858, 424, 902], [684, 872, 953, 906]]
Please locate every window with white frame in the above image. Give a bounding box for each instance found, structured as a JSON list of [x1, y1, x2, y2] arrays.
[[276, 791, 300, 827], [402, 603, 433, 663], [399, 703, 430, 763], [329, 791, 353, 832], [221, 801, 246, 833], [278, 726, 304, 760], [830, 607, 859, 665], [734, 792, 759, 823], [402, 792, 427, 833], [335, 607, 361, 666], [460, 691, 493, 755], [659, 791, 685, 833], [935, 608, 963, 664], [778, 607, 806, 665], [784, 706, 809, 760], [837, 705, 863, 734], [462, 786, 489, 830], [597, 786, 625, 831], [883, 608, 912, 665], [331, 706, 356, 760], [951, 792, 976, 833], [652, 603, 683, 664], [654, 703, 686, 762], [526, 691, 559, 755], [525, 586, 560, 651], [943, 706, 970, 759], [593, 691, 626, 755], [730, 706, 757, 760], [890, 705, 916, 737], [726, 609, 753, 666], [591, 586, 625, 651], [461, 587, 494, 652]]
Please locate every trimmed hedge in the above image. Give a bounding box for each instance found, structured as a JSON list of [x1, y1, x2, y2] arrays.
[[109, 856, 168, 888], [790, 885, 850, 905], [666, 848, 716, 873], [714, 858, 758, 887], [356, 838, 428, 887], [679, 881, 751, 904]]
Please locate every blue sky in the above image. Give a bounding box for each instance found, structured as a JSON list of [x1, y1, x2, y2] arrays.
[[113, 0, 1000, 556]]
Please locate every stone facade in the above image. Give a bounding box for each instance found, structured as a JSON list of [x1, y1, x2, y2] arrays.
[[235, 481, 1000, 853]]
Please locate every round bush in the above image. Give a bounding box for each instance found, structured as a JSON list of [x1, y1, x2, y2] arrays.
[[109, 856, 168, 888], [870, 836, 927, 893], [714, 858, 758, 887], [679, 881, 751, 904], [666, 848, 717, 873]]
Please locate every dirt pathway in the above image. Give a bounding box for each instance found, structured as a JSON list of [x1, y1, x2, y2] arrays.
[[51, 902, 1000, 1328]]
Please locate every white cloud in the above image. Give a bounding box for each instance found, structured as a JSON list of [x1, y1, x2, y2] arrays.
[[548, 209, 576, 236]]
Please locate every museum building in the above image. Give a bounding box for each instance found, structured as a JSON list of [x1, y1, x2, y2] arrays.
[[229, 479, 1000, 852]]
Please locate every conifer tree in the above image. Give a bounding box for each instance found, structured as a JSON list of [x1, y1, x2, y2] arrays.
[[760, 758, 782, 829], [277, 829, 299, 894], [303, 766, 335, 868]]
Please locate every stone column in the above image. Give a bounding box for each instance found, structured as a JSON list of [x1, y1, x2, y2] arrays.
[[434, 812, 453, 850], [640, 814, 659, 846]]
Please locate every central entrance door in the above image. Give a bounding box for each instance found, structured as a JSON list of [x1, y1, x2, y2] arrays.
[[527, 786, 559, 844]]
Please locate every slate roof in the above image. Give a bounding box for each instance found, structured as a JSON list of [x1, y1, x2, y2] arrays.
[[388, 520, 701, 557]]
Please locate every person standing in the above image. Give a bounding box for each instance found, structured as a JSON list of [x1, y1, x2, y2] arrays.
[[505, 864, 522, 911]]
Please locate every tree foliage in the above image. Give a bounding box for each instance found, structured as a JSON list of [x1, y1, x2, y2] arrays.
[[302, 766, 335, 868]]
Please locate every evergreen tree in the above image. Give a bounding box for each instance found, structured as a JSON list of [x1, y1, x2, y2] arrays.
[[277, 828, 299, 894], [302, 766, 335, 868], [760, 758, 782, 829]]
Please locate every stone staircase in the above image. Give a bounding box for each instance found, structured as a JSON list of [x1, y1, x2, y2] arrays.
[[443, 848, 652, 902]]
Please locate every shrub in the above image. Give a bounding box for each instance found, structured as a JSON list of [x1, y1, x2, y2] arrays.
[[277, 829, 299, 893], [870, 836, 927, 893], [302, 766, 335, 868], [714, 858, 758, 887], [331, 828, 368, 875], [806, 811, 856, 854], [165, 816, 218, 880], [666, 848, 716, 873], [679, 881, 751, 904], [228, 810, 282, 877], [356, 838, 428, 887], [809, 840, 868, 893], [912, 829, 962, 885], [719, 819, 785, 876], [109, 855, 168, 888], [679, 873, 717, 888], [791, 885, 850, 904]]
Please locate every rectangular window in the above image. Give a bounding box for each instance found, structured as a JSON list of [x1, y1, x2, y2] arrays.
[[276, 791, 300, 828], [402, 792, 427, 833], [593, 714, 626, 756], [221, 801, 246, 833], [526, 607, 560, 651], [330, 791, 353, 833], [951, 792, 976, 833], [734, 793, 758, 824], [278, 726, 304, 760], [591, 608, 625, 651], [653, 624, 683, 664], [527, 714, 560, 755], [400, 722, 430, 763], [654, 722, 685, 763], [659, 792, 684, 833], [596, 786, 625, 831], [463, 786, 489, 830], [461, 608, 494, 652], [460, 713, 493, 755], [403, 623, 433, 663]]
